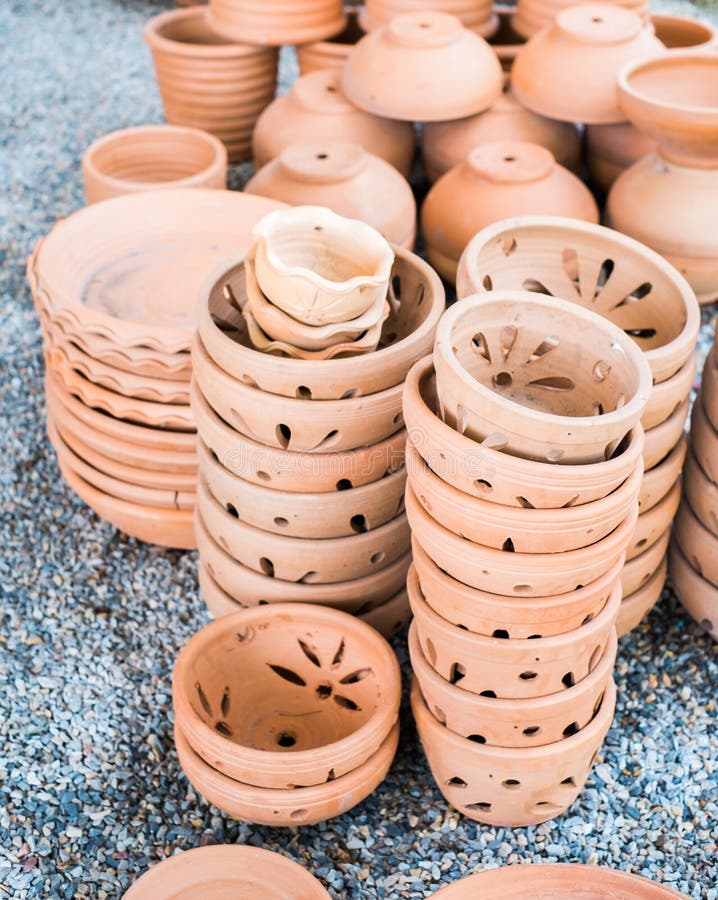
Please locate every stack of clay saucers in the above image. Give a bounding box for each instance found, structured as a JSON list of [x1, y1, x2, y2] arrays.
[[457, 216, 700, 633], [403, 291, 653, 827], [172, 603, 401, 825], [193, 205, 444, 635]]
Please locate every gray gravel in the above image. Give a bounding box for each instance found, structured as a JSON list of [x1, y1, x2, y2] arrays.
[[2, 1, 718, 897]]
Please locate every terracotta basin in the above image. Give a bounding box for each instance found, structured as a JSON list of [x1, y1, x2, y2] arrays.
[[682, 450, 718, 539], [626, 477, 680, 561], [690, 389, 718, 483], [412, 677, 616, 826], [669, 542, 718, 642], [585, 121, 656, 191], [621, 528, 669, 597], [512, 0, 650, 39], [700, 350, 718, 435], [640, 352, 695, 431], [208, 0, 346, 46], [638, 435, 686, 514], [642, 397, 689, 472], [359, 0, 498, 36], [296, 10, 365, 76], [617, 554, 667, 637], [488, 7, 526, 72], [651, 13, 716, 49], [673, 500, 718, 588]]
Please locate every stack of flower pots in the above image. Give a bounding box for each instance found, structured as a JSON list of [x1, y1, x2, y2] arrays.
[[404, 292, 652, 826], [457, 216, 700, 633]]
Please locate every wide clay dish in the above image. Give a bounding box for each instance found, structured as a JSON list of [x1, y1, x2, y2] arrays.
[[621, 529, 669, 596], [672, 502, 718, 589], [625, 477, 680, 561]]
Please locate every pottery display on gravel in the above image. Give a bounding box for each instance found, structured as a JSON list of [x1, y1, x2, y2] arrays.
[[296, 9, 365, 75], [359, 0, 498, 36], [208, 0, 346, 46], [512, 0, 649, 40]]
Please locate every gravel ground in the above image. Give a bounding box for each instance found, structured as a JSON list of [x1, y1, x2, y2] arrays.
[[2, 1, 718, 897]]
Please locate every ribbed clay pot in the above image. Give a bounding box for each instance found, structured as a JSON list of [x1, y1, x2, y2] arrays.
[[297, 10, 365, 75], [144, 8, 278, 163], [621, 527, 669, 596], [642, 397, 689, 473], [617, 554, 667, 637], [639, 435, 686, 514], [488, 6, 527, 72], [412, 677, 616, 826], [682, 450, 718, 540], [585, 122, 655, 192], [208, 0, 345, 45], [690, 389, 718, 485], [625, 477, 680, 561], [342, 12, 503, 122], [669, 542, 718, 642], [512, 0, 649, 40], [359, 0, 497, 36]]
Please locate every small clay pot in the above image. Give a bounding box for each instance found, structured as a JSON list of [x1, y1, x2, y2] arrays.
[[511, 5, 663, 124], [488, 6, 526, 72], [208, 0, 346, 46], [651, 13, 716, 49], [512, 0, 649, 40], [245, 143, 417, 249], [82, 125, 227, 205], [690, 390, 718, 484], [252, 69, 415, 176], [410, 620, 617, 747], [412, 677, 616, 826], [673, 501, 718, 589], [433, 292, 651, 465], [422, 143, 598, 282], [639, 435, 687, 515], [585, 122, 656, 191], [669, 542, 718, 642], [621, 528, 669, 596], [341, 12, 503, 122], [297, 10, 365, 75], [626, 477, 680, 561], [640, 348, 694, 431], [682, 451, 718, 539], [642, 397, 689, 472], [617, 554, 667, 637], [359, 0, 498, 36]]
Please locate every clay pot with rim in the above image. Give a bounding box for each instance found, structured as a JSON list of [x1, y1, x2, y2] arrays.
[[245, 143, 417, 249], [208, 0, 345, 46], [669, 541, 718, 642], [621, 528, 669, 596], [341, 12, 503, 122], [639, 435, 686, 514], [359, 0, 497, 36], [682, 450, 718, 539], [297, 9, 365, 75], [512, 0, 649, 40], [488, 6, 527, 71], [433, 292, 652, 465], [642, 397, 689, 472], [82, 125, 226, 205], [511, 5, 663, 124], [626, 477, 680, 561], [252, 69, 414, 176], [618, 555, 667, 637], [144, 8, 278, 163], [690, 389, 718, 485], [412, 677, 616, 826]]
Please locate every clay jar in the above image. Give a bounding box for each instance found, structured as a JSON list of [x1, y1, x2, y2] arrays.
[[359, 0, 497, 37], [144, 8, 278, 163], [422, 142, 597, 282], [296, 10, 365, 76], [208, 0, 345, 45], [341, 12, 503, 122], [512, 0, 649, 40], [245, 143, 417, 249]]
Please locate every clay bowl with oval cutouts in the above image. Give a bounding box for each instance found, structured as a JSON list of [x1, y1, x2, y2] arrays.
[[669, 542, 718, 642], [680, 451, 718, 539], [625, 478, 680, 561], [638, 435, 686, 515], [618, 555, 668, 637], [642, 397, 690, 473], [621, 528, 669, 597], [689, 391, 718, 485]]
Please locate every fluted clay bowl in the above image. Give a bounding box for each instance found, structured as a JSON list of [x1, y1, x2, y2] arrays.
[[433, 292, 652, 464], [208, 0, 346, 46], [621, 528, 670, 596], [642, 397, 689, 472], [404, 356, 645, 509], [618, 555, 668, 637], [626, 477, 680, 561], [681, 450, 718, 539], [412, 677, 616, 826], [456, 216, 700, 384], [690, 390, 718, 484], [669, 542, 718, 642], [639, 435, 686, 514]]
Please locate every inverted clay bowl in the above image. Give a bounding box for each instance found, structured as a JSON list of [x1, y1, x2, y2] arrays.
[[690, 388, 718, 484], [626, 477, 681, 561], [456, 215, 700, 385], [642, 397, 689, 473], [512, 0, 650, 40], [511, 5, 664, 125], [208, 0, 345, 46], [669, 542, 718, 642], [409, 619, 617, 747], [682, 450, 718, 539], [144, 8, 278, 163], [412, 677, 616, 826], [422, 143, 597, 282], [672, 500, 718, 589], [433, 291, 652, 464], [585, 121, 656, 191], [297, 11, 365, 76], [341, 12, 503, 122], [639, 435, 686, 514], [82, 125, 226, 205], [252, 69, 414, 176], [618, 554, 668, 637], [359, 0, 497, 37], [621, 528, 670, 596]]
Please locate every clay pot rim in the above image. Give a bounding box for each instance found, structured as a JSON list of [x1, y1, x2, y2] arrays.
[[144, 7, 266, 58], [618, 50, 718, 120]]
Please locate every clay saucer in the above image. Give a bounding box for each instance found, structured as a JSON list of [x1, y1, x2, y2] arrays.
[[297, 10, 366, 77], [618, 555, 668, 637], [208, 0, 346, 46], [679, 450, 717, 539], [638, 435, 686, 514], [621, 528, 670, 596], [626, 477, 680, 561], [359, 0, 498, 37], [668, 542, 718, 642], [642, 397, 689, 472]]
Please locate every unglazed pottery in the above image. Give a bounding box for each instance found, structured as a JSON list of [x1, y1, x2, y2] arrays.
[[673, 501, 718, 589], [642, 397, 689, 473], [245, 143, 417, 249], [618, 555, 667, 637], [82, 125, 226, 205], [690, 389, 718, 485], [669, 541, 718, 642], [341, 12, 503, 122], [651, 13, 716, 49], [511, 5, 663, 124], [252, 69, 414, 176], [682, 450, 718, 539], [512, 0, 649, 39], [701, 350, 718, 435], [639, 435, 686, 514], [412, 677, 616, 826], [621, 528, 669, 596], [489, 6, 527, 71], [422, 143, 598, 282], [359, 0, 497, 36], [625, 476, 681, 561], [433, 292, 651, 464], [585, 122, 656, 192], [296, 11, 365, 76], [640, 352, 695, 431], [144, 8, 278, 162], [208, 0, 345, 46]]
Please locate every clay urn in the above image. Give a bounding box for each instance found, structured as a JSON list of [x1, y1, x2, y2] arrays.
[[252, 69, 414, 176], [359, 0, 498, 37], [207, 0, 345, 45], [512, 0, 650, 39], [297, 9, 365, 75], [669, 540, 718, 643], [488, 5, 527, 71], [421, 142, 598, 282]]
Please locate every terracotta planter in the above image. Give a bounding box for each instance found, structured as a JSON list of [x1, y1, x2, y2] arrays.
[[512, 0, 649, 40], [359, 0, 498, 36], [410, 620, 617, 747], [642, 397, 689, 472], [617, 554, 667, 637], [252, 69, 414, 176], [82, 125, 226, 205], [511, 5, 663, 124], [669, 542, 718, 642], [683, 450, 718, 539], [433, 292, 651, 464], [626, 477, 680, 561], [246, 144, 416, 249], [673, 501, 718, 588], [412, 677, 616, 826], [208, 0, 345, 45], [144, 8, 278, 163], [297, 10, 365, 75], [404, 356, 645, 509], [341, 12, 503, 122], [639, 435, 686, 514], [701, 351, 718, 435], [488, 6, 526, 72], [621, 528, 669, 596], [690, 390, 718, 484], [652, 13, 716, 49]]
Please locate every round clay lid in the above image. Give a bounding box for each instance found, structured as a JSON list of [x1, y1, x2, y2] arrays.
[[279, 141, 367, 183], [466, 141, 555, 183], [292, 69, 356, 115], [555, 4, 643, 44]]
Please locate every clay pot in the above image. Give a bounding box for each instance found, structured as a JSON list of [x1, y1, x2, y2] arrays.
[[82, 125, 226, 205], [456, 215, 700, 386], [412, 677, 616, 826], [404, 356, 645, 509], [673, 501, 718, 589], [433, 292, 651, 465], [617, 555, 667, 637], [488, 6, 527, 72], [123, 845, 331, 900], [626, 477, 680, 561], [144, 8, 278, 163], [652, 13, 716, 49], [511, 5, 663, 125], [252, 69, 414, 176], [585, 123, 657, 192], [690, 389, 718, 484], [410, 620, 617, 747], [701, 350, 718, 435], [621, 528, 669, 596], [208, 0, 345, 45], [297, 10, 365, 75], [341, 12, 503, 122], [512, 0, 649, 40], [682, 450, 718, 539], [246, 144, 416, 249], [642, 397, 689, 472], [669, 542, 718, 642], [359, 0, 497, 37], [639, 435, 686, 514], [422, 143, 598, 282]]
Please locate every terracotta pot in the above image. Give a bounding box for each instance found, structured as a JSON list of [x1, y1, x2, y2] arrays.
[[681, 450, 718, 538], [626, 477, 680, 561], [488, 6, 526, 72], [651, 13, 716, 49], [359, 0, 498, 36], [456, 215, 700, 385], [641, 350, 695, 431], [621, 527, 669, 596], [412, 677, 616, 826], [144, 8, 278, 163], [410, 620, 617, 747], [208, 0, 345, 45], [433, 292, 651, 465], [252, 69, 414, 176], [639, 435, 686, 515], [642, 397, 689, 472], [123, 845, 331, 900], [690, 389, 718, 484], [423, 143, 597, 282], [701, 351, 718, 434], [246, 144, 417, 249], [404, 356, 645, 509], [669, 542, 718, 642], [82, 125, 226, 205], [512, 0, 649, 40], [341, 12, 503, 122], [585, 122, 657, 191], [673, 500, 718, 589], [617, 554, 667, 637], [297, 10, 365, 76], [511, 5, 663, 125]]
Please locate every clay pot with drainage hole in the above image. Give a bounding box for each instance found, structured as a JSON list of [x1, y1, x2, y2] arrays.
[[626, 477, 680, 561], [642, 397, 689, 472], [359, 0, 498, 37], [621, 528, 669, 596], [639, 435, 686, 514], [297, 10, 365, 76], [433, 292, 652, 465], [682, 451, 718, 540], [690, 392, 718, 485], [412, 677, 616, 826], [618, 555, 668, 637], [669, 541, 718, 642], [208, 0, 346, 46]]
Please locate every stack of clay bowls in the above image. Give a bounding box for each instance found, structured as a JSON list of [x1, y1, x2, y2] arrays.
[[404, 292, 653, 826], [359, 0, 498, 37], [208, 0, 346, 45], [172, 603, 401, 825], [457, 217, 700, 634], [193, 206, 444, 634]]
